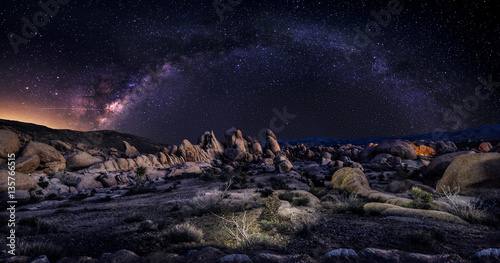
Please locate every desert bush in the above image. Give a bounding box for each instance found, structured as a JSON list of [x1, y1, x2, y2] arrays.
[[190, 190, 224, 215], [214, 211, 256, 247], [278, 191, 310, 207], [135, 166, 147, 181], [256, 188, 274, 197], [437, 190, 495, 224], [18, 241, 64, 262], [278, 191, 295, 203], [19, 217, 59, 234], [138, 220, 157, 232], [262, 193, 281, 221], [329, 191, 364, 214], [292, 196, 310, 206], [163, 223, 203, 244], [411, 187, 433, 209], [270, 176, 288, 190]]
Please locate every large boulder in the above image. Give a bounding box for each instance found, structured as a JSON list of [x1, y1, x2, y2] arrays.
[[0, 170, 37, 191], [374, 140, 417, 160], [225, 127, 247, 151], [15, 155, 40, 173], [20, 141, 66, 173], [199, 131, 224, 158], [50, 140, 72, 151], [265, 129, 280, 153], [330, 167, 370, 195], [0, 130, 20, 159], [66, 152, 102, 170], [124, 141, 140, 158], [179, 140, 210, 162], [436, 153, 500, 196], [424, 151, 474, 183]]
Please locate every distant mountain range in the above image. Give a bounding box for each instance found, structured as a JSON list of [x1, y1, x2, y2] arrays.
[[1, 119, 499, 149], [280, 125, 500, 146], [0, 119, 166, 154]]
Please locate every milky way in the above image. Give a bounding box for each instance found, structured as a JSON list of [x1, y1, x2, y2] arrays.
[[1, 0, 499, 144]]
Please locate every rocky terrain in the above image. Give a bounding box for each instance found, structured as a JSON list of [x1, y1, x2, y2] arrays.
[[1, 120, 500, 263]]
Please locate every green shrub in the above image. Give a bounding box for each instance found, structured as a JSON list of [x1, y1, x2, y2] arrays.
[[278, 191, 295, 203], [411, 187, 433, 209]]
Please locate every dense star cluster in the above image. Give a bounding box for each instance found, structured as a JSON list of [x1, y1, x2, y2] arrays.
[[0, 0, 499, 144]]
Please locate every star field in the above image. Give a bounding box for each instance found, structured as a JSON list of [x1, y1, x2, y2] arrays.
[[0, 0, 499, 144]]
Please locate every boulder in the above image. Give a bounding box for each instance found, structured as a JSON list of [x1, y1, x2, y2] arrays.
[[109, 147, 120, 157], [436, 153, 500, 196], [265, 129, 280, 153], [374, 140, 417, 160], [277, 159, 293, 173], [225, 127, 248, 151], [321, 249, 358, 260], [184, 247, 224, 263], [363, 203, 467, 224], [179, 140, 210, 162], [20, 141, 66, 173], [253, 253, 318, 263], [99, 173, 118, 187], [168, 162, 203, 176], [15, 155, 40, 173], [0, 170, 37, 191], [98, 249, 145, 263], [479, 142, 493, 152], [76, 175, 103, 191], [386, 179, 414, 193], [0, 130, 20, 159], [424, 151, 474, 182], [66, 152, 102, 170], [76, 143, 88, 152], [251, 141, 263, 155], [217, 254, 252, 263], [359, 248, 464, 263], [199, 131, 225, 159], [330, 167, 370, 195], [224, 148, 247, 162], [124, 141, 140, 158], [50, 140, 72, 151]]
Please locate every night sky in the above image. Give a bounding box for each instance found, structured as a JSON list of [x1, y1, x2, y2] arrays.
[[1, 0, 499, 144]]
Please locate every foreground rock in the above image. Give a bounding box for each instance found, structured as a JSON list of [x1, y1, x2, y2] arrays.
[[437, 153, 500, 196], [424, 151, 474, 183], [0, 129, 20, 159], [363, 202, 468, 224], [20, 141, 66, 173], [0, 170, 37, 191], [66, 152, 102, 170], [15, 155, 40, 173]]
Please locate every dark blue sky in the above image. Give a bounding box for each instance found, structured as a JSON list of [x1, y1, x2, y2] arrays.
[[1, 0, 499, 144]]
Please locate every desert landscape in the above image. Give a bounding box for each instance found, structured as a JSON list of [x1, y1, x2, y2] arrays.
[[1, 119, 499, 263]]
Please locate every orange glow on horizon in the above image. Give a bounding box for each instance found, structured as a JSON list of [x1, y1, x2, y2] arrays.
[[0, 104, 92, 131]]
